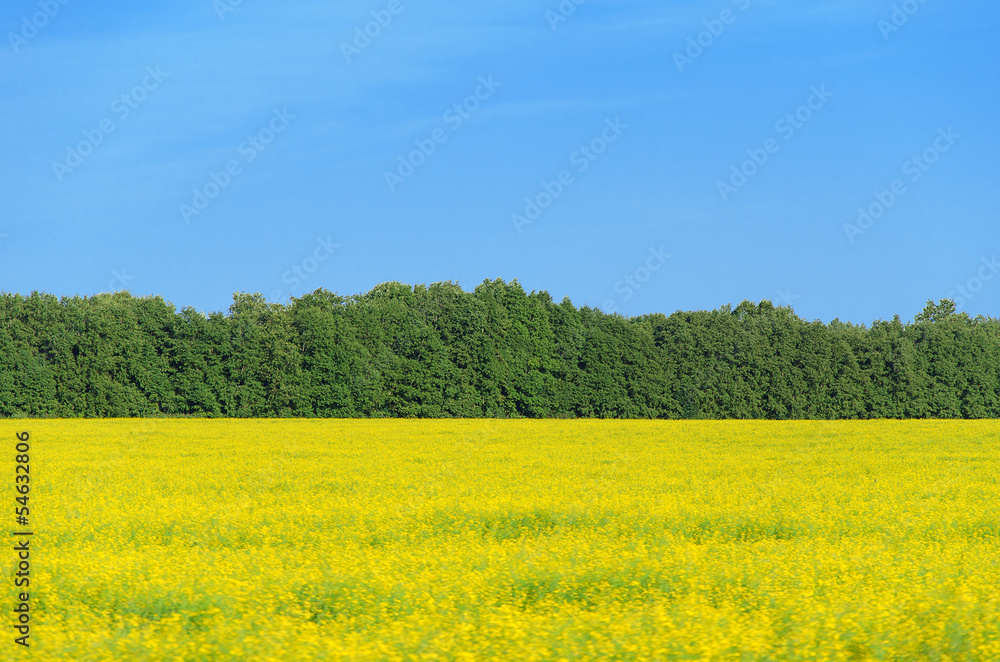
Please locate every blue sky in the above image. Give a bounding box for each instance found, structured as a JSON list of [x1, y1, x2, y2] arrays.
[[1, 0, 997, 324]]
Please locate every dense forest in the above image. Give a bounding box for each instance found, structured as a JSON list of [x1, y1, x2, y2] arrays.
[[1, 280, 998, 419]]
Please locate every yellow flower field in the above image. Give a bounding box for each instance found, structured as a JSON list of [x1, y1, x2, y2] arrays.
[[5, 420, 1000, 661]]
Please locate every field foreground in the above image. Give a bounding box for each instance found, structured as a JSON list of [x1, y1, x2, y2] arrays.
[[6, 420, 1000, 661]]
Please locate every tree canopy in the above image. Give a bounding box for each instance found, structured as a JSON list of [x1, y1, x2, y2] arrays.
[[1, 283, 997, 419]]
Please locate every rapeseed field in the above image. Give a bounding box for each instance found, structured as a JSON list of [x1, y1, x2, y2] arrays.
[[6, 420, 1000, 661]]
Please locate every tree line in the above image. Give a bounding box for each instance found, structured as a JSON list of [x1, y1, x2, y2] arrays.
[[1, 280, 997, 419]]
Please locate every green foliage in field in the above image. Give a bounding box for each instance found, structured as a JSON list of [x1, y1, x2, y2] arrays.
[[1, 281, 999, 418]]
